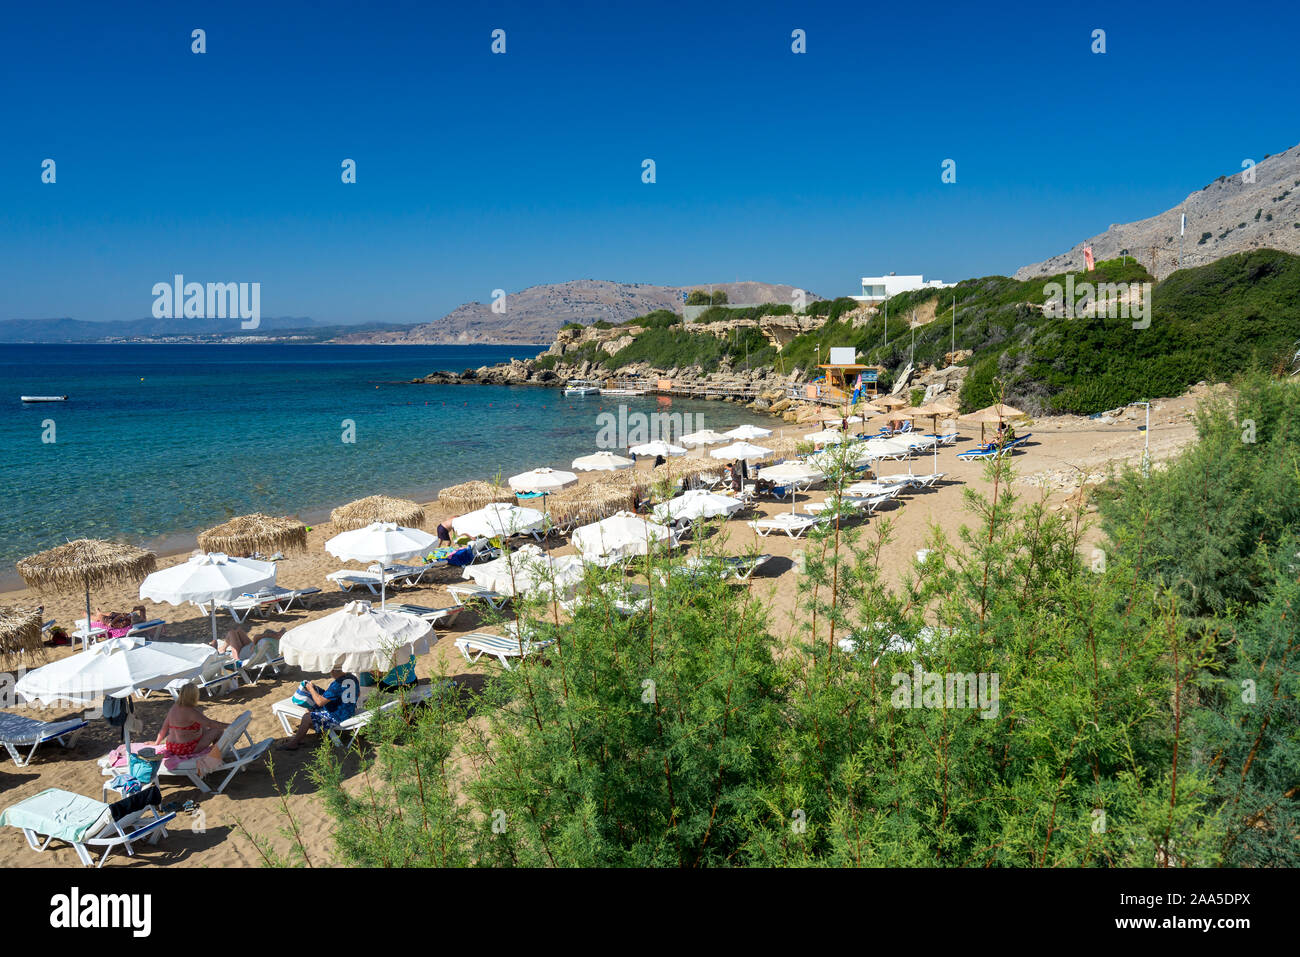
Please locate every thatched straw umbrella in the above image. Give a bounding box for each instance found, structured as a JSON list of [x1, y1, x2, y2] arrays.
[[17, 539, 157, 648], [548, 485, 637, 528], [961, 403, 1029, 444], [197, 513, 307, 557], [437, 480, 516, 515], [0, 606, 45, 666], [330, 495, 426, 532]]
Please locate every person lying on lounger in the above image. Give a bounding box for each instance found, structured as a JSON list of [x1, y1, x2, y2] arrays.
[[277, 663, 360, 750], [215, 625, 286, 659], [152, 683, 229, 758]]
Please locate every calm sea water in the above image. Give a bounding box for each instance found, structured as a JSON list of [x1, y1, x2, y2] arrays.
[[1, 343, 771, 579]]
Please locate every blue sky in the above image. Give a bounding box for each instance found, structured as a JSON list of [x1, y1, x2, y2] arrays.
[[2, 0, 1297, 325]]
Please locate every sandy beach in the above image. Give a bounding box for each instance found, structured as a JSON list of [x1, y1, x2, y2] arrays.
[[0, 388, 1214, 868]]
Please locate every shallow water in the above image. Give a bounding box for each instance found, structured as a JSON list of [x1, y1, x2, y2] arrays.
[[1, 343, 772, 579]]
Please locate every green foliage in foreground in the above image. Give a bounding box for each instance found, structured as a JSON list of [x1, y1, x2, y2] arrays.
[[245, 376, 1300, 867], [1099, 374, 1300, 865]]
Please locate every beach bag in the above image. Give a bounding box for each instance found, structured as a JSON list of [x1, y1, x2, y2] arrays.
[[291, 681, 313, 708], [128, 749, 161, 785]]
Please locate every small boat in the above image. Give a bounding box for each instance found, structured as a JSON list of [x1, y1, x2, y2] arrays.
[[563, 380, 601, 396], [20, 395, 68, 403]]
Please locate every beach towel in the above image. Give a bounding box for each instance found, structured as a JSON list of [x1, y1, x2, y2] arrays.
[[445, 546, 474, 567], [1, 788, 109, 844], [103, 742, 222, 778]]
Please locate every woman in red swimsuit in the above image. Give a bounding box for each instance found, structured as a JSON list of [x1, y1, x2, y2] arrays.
[[153, 683, 228, 757]]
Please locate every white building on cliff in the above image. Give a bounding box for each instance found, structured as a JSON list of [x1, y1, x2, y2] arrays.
[[852, 273, 952, 303]]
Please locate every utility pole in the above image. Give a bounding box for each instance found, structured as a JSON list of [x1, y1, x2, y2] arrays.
[[1137, 401, 1151, 477], [1179, 212, 1185, 271], [951, 296, 956, 364], [910, 310, 915, 367]]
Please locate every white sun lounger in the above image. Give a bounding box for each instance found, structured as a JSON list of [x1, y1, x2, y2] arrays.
[[386, 603, 465, 628], [846, 481, 907, 498], [562, 583, 651, 615], [270, 683, 439, 746], [208, 586, 322, 622], [747, 514, 825, 538], [0, 712, 88, 767], [146, 711, 272, 794], [454, 631, 555, 670], [2, 786, 176, 868], [682, 554, 773, 582], [446, 583, 509, 609], [165, 653, 249, 699]]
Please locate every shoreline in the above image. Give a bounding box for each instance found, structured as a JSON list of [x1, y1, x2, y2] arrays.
[[1, 385, 793, 591]]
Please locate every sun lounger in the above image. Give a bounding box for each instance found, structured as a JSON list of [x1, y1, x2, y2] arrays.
[[386, 602, 464, 628], [236, 638, 287, 682], [270, 683, 441, 745], [957, 445, 1012, 461], [446, 583, 509, 610], [2, 785, 175, 868], [803, 498, 866, 517], [454, 631, 555, 670], [563, 583, 652, 615], [910, 472, 947, 487], [326, 567, 423, 594], [747, 513, 825, 539], [682, 554, 773, 582], [166, 652, 248, 699], [0, 712, 88, 767], [846, 481, 907, 498], [125, 618, 166, 639], [149, 711, 272, 794]]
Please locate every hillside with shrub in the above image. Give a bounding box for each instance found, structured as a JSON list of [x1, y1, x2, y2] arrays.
[[776, 249, 1300, 413]]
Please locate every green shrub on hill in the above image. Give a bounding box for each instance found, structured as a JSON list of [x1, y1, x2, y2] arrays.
[[775, 251, 1299, 415]]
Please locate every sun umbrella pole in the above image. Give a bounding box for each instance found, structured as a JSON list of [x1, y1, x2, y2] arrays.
[[211, 605, 219, 646], [380, 566, 387, 610], [83, 577, 92, 652]]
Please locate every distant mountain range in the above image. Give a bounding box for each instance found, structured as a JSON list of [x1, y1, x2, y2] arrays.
[[1017, 142, 1300, 280], [0, 315, 394, 343], [333, 280, 820, 345]]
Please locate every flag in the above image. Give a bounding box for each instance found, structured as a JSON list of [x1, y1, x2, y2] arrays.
[[1083, 246, 1095, 271]]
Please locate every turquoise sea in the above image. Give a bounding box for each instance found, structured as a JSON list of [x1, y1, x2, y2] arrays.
[[1, 343, 773, 582]]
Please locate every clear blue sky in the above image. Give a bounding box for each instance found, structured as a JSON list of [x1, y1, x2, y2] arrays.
[[2, 0, 1297, 325]]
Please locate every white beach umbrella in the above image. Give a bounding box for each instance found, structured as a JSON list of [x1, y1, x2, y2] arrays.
[[279, 600, 432, 674], [652, 489, 745, 523], [629, 440, 687, 457], [464, 544, 585, 599], [807, 445, 873, 473], [325, 521, 436, 609], [710, 441, 772, 462], [16, 637, 217, 706], [453, 502, 547, 539], [571, 451, 635, 472], [680, 429, 729, 447], [571, 511, 670, 563], [758, 461, 826, 512], [723, 424, 773, 440], [508, 467, 578, 493], [804, 429, 846, 446], [759, 462, 825, 484], [139, 552, 277, 644]]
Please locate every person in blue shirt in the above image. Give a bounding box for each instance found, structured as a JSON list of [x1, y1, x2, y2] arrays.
[[278, 661, 360, 750]]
